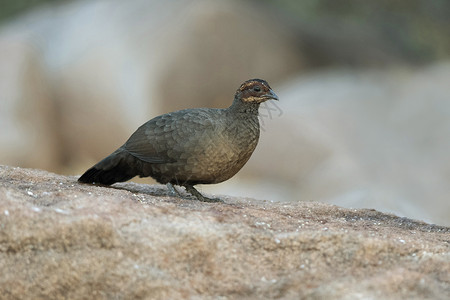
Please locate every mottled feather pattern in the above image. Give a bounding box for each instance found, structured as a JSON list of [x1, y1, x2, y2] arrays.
[[78, 79, 278, 201]]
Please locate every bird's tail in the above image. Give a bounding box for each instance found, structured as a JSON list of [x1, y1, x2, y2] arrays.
[[78, 148, 138, 185]]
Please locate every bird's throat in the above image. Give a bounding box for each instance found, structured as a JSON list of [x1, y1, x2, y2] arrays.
[[228, 98, 261, 115]]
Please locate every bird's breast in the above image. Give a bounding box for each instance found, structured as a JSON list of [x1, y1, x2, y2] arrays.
[[184, 117, 260, 183], [147, 113, 261, 185]]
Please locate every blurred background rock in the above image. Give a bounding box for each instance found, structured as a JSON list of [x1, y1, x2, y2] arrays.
[[1, 0, 449, 225]]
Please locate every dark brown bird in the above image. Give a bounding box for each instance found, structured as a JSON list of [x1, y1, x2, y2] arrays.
[[78, 79, 279, 202]]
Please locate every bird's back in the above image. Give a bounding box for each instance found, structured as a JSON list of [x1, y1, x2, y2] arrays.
[[124, 107, 260, 184]]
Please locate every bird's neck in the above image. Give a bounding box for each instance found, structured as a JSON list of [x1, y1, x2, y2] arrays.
[[225, 97, 261, 143], [228, 97, 261, 115]]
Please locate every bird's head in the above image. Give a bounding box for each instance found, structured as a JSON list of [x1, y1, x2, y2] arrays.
[[235, 79, 279, 104]]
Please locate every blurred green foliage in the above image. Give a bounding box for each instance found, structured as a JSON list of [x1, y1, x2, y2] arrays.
[[263, 0, 450, 62], [0, 0, 71, 23]]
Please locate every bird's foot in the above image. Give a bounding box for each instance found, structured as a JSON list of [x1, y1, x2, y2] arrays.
[[183, 185, 223, 203], [166, 183, 183, 198]]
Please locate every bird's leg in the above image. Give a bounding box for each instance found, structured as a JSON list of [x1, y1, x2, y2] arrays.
[[183, 184, 222, 203], [166, 183, 183, 198]]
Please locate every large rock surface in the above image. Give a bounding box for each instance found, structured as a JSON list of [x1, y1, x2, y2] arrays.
[[0, 165, 448, 299]]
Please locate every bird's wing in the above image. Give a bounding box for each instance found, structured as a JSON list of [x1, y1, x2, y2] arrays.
[[123, 109, 220, 164]]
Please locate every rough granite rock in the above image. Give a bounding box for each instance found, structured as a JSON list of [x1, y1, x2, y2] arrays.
[[0, 165, 449, 299]]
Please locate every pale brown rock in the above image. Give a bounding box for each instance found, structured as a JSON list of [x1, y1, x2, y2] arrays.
[[0, 0, 304, 172], [0, 165, 448, 299]]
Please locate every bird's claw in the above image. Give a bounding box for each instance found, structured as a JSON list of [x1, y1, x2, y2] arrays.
[[183, 184, 222, 203]]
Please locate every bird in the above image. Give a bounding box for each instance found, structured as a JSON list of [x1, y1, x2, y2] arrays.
[[78, 79, 279, 202]]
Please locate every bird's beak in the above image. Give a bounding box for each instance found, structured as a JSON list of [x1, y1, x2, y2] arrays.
[[265, 89, 279, 101]]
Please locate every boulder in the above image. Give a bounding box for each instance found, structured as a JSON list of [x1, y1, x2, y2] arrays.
[[0, 0, 304, 171], [0, 165, 448, 299]]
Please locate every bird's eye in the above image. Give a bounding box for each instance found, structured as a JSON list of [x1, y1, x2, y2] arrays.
[[253, 86, 261, 92]]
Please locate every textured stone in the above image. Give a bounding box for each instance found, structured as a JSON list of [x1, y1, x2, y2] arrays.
[[0, 165, 448, 299]]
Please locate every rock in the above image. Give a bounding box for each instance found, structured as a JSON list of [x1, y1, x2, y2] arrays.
[[0, 34, 59, 171], [0, 0, 304, 171], [0, 165, 448, 299]]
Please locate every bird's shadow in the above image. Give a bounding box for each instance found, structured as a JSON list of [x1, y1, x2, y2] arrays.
[[77, 180, 224, 203], [111, 182, 175, 198]]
